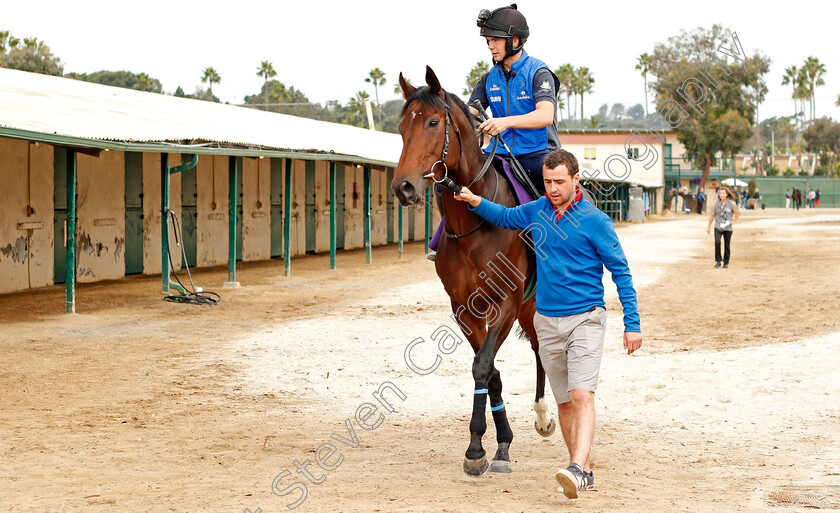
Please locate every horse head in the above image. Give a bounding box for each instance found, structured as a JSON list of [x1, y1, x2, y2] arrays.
[[392, 66, 473, 206]]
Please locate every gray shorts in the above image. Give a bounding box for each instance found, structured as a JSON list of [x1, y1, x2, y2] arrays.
[[534, 307, 607, 404]]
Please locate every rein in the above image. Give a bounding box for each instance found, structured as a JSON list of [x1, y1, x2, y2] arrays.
[[422, 94, 500, 240]]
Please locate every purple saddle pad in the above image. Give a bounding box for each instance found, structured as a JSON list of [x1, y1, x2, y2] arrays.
[[495, 156, 536, 205]]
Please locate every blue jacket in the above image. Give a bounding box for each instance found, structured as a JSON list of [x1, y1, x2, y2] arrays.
[[471, 195, 641, 332], [485, 50, 550, 156]]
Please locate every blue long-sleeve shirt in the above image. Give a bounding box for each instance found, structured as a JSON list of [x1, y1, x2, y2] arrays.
[[471, 195, 640, 332]]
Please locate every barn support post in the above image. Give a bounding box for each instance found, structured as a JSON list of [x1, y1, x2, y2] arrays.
[[162, 154, 197, 295], [161, 152, 171, 295], [329, 162, 336, 269], [224, 156, 240, 287], [364, 166, 372, 264], [398, 203, 403, 259], [283, 158, 292, 276], [424, 187, 431, 254], [65, 149, 77, 313]]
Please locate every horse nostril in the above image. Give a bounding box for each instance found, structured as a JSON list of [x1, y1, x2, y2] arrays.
[[399, 180, 415, 199]]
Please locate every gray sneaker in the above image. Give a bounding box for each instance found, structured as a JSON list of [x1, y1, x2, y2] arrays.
[[556, 463, 585, 499], [426, 251, 436, 262], [581, 470, 595, 491]]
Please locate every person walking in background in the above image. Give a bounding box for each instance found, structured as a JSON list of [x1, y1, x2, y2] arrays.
[[785, 189, 791, 209], [707, 187, 740, 268], [696, 187, 706, 214], [815, 189, 821, 208]]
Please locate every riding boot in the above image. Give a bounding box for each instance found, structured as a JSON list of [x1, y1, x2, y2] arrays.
[[427, 218, 444, 261]]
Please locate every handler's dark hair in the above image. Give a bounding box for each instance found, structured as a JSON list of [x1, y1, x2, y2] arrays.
[[542, 149, 579, 176]]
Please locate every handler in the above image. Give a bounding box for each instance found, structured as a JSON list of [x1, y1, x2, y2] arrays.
[[428, 3, 560, 261], [454, 149, 642, 499]]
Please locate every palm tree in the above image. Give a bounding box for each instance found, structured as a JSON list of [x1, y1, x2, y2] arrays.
[[802, 56, 826, 123], [365, 67, 387, 125], [635, 53, 652, 118], [136, 72, 151, 92], [575, 67, 594, 128], [349, 90, 371, 127], [0, 30, 10, 54], [781, 65, 799, 134], [555, 94, 565, 127], [201, 66, 221, 100], [256, 60, 277, 110], [554, 64, 575, 128], [795, 68, 811, 129], [463, 61, 490, 96], [586, 114, 606, 129]]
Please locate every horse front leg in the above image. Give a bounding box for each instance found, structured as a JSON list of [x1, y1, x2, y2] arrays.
[[463, 316, 516, 476], [487, 367, 513, 473]]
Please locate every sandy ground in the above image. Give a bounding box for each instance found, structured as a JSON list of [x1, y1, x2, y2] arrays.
[[1, 207, 839, 513]]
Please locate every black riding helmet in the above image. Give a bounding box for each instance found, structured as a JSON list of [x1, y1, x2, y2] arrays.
[[477, 4, 529, 60]]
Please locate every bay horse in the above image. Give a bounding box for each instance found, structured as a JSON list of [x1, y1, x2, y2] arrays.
[[392, 66, 555, 476]]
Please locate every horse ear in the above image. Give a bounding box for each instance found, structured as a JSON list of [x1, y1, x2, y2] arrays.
[[425, 65, 445, 100], [398, 73, 416, 100]]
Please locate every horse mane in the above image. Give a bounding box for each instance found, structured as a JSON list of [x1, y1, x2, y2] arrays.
[[401, 87, 476, 126]]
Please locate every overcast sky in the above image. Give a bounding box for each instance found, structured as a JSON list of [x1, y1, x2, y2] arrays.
[[3, 0, 839, 124]]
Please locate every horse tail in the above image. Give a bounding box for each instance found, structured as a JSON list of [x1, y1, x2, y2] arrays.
[[515, 324, 531, 343]]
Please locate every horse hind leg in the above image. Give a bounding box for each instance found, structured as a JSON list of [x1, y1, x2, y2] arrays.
[[533, 353, 556, 437], [487, 367, 513, 473]]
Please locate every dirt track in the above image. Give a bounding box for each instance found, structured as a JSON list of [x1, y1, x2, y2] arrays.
[[1, 208, 839, 512]]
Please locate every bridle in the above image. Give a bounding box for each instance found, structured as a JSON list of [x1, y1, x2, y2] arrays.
[[422, 94, 499, 239]]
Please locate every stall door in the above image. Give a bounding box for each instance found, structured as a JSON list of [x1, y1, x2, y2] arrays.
[[180, 162, 197, 267], [335, 164, 346, 249], [305, 161, 316, 253], [53, 147, 68, 283], [124, 152, 144, 274]]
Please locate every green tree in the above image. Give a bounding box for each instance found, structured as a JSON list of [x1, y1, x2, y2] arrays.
[[65, 70, 163, 93], [554, 63, 575, 128], [136, 72, 151, 92], [635, 52, 652, 118], [803, 118, 840, 166], [598, 103, 608, 117], [649, 24, 770, 187], [627, 103, 645, 121], [365, 67, 387, 126], [201, 66, 221, 100], [610, 103, 625, 119], [463, 61, 490, 96], [801, 56, 826, 123], [256, 60, 277, 110], [0, 34, 62, 75]]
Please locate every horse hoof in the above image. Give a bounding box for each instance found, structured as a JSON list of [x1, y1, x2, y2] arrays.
[[463, 456, 490, 476], [535, 418, 556, 437], [488, 459, 512, 473]]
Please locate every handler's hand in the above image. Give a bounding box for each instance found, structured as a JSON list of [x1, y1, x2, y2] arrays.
[[624, 332, 642, 355], [707, 226, 711, 234], [478, 117, 511, 137], [454, 187, 482, 208]]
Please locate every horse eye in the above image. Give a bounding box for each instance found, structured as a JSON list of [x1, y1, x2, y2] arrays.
[[428, 119, 439, 128]]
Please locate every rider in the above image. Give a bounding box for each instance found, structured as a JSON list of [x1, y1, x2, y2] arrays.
[[428, 3, 560, 261]]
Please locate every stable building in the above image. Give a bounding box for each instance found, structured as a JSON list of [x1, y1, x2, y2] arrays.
[[0, 68, 438, 309]]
